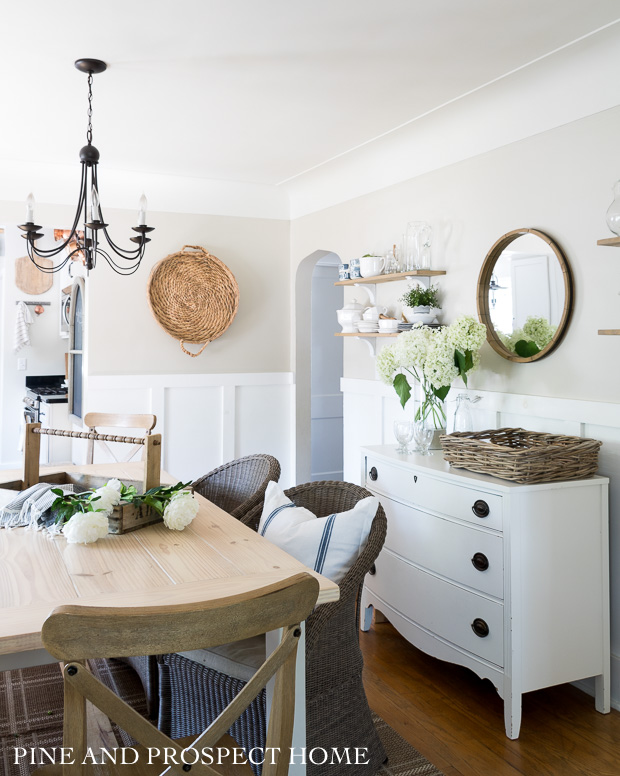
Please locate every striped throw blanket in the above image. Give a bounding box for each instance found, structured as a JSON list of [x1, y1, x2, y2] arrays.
[[0, 483, 78, 529]]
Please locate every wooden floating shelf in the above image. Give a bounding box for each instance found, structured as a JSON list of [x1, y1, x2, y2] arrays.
[[335, 332, 400, 337], [597, 237, 620, 247], [598, 330, 620, 335], [335, 269, 446, 286]]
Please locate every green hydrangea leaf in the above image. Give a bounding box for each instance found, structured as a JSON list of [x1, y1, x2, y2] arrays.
[[393, 373, 411, 409], [514, 339, 540, 357]]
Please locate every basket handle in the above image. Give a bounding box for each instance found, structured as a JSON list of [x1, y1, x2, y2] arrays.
[[180, 340, 210, 357], [181, 245, 206, 253]]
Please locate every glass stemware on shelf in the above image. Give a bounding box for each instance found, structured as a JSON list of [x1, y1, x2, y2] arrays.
[[393, 419, 414, 454]]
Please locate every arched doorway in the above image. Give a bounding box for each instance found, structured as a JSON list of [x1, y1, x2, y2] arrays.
[[294, 250, 343, 483]]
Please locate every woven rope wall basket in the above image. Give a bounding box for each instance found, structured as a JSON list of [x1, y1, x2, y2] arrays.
[[147, 245, 239, 357]]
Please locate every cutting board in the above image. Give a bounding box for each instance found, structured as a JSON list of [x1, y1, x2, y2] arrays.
[[15, 255, 53, 295]]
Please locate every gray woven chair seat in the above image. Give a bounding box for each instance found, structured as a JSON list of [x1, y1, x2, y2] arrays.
[[177, 635, 265, 683], [157, 481, 388, 776]]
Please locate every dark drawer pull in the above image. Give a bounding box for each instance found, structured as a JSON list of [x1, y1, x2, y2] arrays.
[[369, 466, 378, 482], [369, 563, 377, 576], [472, 499, 490, 518], [471, 618, 490, 638], [471, 552, 489, 572]]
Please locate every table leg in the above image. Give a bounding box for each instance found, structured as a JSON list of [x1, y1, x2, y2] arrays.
[[595, 671, 610, 714], [266, 623, 306, 776]]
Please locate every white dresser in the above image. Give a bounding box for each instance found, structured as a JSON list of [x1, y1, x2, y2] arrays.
[[360, 445, 610, 739]]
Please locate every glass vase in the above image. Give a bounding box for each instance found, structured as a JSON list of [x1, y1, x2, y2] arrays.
[[606, 180, 620, 236], [404, 221, 432, 270]]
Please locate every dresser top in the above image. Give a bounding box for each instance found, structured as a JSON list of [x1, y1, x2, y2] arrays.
[[361, 445, 609, 492]]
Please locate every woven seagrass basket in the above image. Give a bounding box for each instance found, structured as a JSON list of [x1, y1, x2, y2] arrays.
[[147, 244, 239, 357], [440, 427, 602, 484]]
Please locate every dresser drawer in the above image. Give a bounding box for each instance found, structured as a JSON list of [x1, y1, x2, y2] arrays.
[[366, 550, 504, 666], [380, 495, 504, 598], [364, 455, 502, 531]]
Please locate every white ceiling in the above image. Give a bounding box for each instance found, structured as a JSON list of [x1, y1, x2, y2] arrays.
[[1, 0, 618, 194]]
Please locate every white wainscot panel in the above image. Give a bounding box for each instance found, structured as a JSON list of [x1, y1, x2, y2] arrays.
[[235, 384, 294, 487], [84, 373, 294, 486], [165, 386, 223, 482]]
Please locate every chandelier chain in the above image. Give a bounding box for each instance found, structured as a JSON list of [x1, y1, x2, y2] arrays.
[[86, 72, 93, 145]]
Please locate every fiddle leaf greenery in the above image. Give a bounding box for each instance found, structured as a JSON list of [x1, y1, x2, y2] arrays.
[[50, 489, 99, 524], [400, 284, 441, 309], [50, 480, 191, 525]]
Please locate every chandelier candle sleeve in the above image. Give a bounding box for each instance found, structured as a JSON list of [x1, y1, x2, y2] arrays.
[[18, 58, 154, 275]]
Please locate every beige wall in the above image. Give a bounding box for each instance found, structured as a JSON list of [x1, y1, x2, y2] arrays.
[[290, 105, 620, 404], [85, 209, 290, 375], [0, 201, 291, 377]]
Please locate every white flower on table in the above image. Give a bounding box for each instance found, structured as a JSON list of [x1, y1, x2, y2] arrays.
[[63, 512, 109, 544], [163, 491, 199, 531], [90, 479, 122, 516]]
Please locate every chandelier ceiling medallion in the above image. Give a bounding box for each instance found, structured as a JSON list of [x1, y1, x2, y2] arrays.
[[19, 58, 154, 275]]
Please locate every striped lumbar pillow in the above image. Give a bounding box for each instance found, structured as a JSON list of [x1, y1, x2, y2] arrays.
[[257, 481, 378, 584]]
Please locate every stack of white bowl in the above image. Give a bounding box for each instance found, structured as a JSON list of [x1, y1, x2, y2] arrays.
[[378, 318, 399, 333]]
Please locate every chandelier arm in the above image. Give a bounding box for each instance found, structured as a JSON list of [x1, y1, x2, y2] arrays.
[[97, 247, 144, 276], [26, 165, 88, 257], [27, 240, 71, 273], [90, 167, 144, 259]]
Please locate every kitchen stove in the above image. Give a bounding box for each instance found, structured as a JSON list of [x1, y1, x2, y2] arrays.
[[22, 375, 71, 464], [25, 375, 68, 405]]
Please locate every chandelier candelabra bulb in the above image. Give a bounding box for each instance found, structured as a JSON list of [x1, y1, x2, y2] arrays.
[[138, 193, 148, 226], [25, 193, 35, 223]]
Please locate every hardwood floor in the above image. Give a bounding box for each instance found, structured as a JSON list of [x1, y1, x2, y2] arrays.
[[360, 622, 620, 776]]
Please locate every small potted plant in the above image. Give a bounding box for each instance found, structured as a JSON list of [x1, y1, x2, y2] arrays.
[[400, 284, 441, 324]]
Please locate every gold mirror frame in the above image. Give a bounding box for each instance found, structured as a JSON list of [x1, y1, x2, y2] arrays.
[[477, 228, 573, 363]]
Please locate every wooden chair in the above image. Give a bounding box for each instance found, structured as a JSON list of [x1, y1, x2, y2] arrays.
[[33, 572, 319, 776], [157, 481, 388, 776], [84, 413, 157, 465]]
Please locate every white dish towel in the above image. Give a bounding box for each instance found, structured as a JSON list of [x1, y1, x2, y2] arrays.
[[14, 301, 33, 352]]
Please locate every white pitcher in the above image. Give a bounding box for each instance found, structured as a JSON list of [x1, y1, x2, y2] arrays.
[[359, 255, 385, 278]]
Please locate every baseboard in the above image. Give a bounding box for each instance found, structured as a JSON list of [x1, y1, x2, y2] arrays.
[[572, 651, 620, 712]]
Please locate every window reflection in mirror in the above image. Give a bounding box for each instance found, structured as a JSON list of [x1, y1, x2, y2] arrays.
[[477, 229, 573, 362]]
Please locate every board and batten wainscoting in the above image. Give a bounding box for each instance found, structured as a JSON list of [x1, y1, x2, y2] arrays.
[[81, 372, 295, 486], [341, 376, 620, 712]]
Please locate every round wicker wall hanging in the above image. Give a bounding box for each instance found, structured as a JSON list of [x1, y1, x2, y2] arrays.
[[147, 244, 239, 357]]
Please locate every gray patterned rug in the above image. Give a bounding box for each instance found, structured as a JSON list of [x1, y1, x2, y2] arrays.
[[0, 662, 443, 776]]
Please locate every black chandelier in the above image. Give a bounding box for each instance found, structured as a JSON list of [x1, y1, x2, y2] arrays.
[[18, 58, 154, 275]]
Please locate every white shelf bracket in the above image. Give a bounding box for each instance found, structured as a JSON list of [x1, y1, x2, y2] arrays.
[[352, 336, 377, 357], [352, 283, 376, 305]]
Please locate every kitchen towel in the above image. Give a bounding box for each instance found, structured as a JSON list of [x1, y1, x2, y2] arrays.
[[13, 301, 33, 352], [0, 483, 78, 529]]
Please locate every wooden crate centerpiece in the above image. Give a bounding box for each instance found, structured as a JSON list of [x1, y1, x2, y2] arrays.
[[13, 422, 165, 534]]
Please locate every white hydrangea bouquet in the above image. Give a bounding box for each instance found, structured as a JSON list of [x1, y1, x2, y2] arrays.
[[377, 315, 487, 427], [50, 479, 199, 545], [498, 315, 557, 357]]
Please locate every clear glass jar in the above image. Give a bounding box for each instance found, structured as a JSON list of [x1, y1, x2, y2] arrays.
[[453, 394, 482, 433], [404, 221, 432, 270]]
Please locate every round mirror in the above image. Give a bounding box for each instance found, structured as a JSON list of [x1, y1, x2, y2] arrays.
[[477, 228, 573, 362]]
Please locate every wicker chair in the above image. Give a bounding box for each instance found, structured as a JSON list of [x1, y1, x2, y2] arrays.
[[120, 453, 281, 720], [157, 480, 388, 776], [192, 454, 281, 525]]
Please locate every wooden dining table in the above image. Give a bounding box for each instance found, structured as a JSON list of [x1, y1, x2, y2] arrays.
[[0, 461, 339, 770]]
